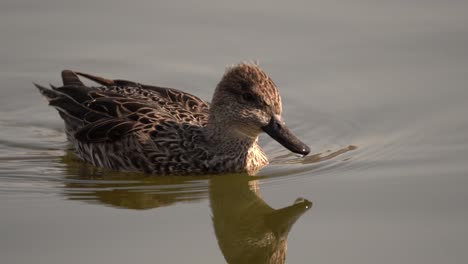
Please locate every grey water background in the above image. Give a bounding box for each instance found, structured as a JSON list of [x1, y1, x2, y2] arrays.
[[1, 0, 468, 263]]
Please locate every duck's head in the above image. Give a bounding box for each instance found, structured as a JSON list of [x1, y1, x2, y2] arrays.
[[210, 63, 310, 155]]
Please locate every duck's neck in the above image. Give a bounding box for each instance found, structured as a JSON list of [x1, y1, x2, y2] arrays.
[[205, 117, 257, 153], [205, 116, 269, 174]]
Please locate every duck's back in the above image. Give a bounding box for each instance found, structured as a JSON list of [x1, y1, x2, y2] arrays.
[[36, 70, 212, 174]]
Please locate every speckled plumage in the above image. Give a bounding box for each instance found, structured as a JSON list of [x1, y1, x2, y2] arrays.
[[36, 63, 309, 175]]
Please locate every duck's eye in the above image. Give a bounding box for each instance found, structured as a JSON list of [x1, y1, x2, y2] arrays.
[[242, 93, 255, 102]]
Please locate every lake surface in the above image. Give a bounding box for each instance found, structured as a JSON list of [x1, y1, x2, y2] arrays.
[[1, 1, 468, 263]]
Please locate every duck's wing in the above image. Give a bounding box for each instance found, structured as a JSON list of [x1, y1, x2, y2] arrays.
[[74, 71, 210, 115], [36, 70, 208, 143]]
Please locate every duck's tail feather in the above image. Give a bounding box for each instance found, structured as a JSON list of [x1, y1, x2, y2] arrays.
[[35, 82, 108, 123], [35, 83, 84, 134], [34, 83, 60, 102], [35, 69, 86, 101]]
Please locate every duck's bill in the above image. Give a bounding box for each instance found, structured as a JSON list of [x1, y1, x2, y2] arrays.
[[262, 115, 311, 155]]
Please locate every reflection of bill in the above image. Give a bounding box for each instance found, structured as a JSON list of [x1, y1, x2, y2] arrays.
[[210, 175, 312, 264]]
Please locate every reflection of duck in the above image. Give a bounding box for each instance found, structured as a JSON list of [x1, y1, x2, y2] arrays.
[[210, 175, 311, 264], [60, 155, 311, 263], [62, 152, 208, 210], [36, 63, 309, 175]]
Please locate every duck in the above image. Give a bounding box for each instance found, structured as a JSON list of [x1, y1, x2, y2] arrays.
[[35, 63, 310, 175]]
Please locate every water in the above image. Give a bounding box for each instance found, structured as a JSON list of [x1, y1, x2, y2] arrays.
[[1, 1, 468, 263]]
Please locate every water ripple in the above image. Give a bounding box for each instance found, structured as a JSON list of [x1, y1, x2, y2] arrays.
[[0, 108, 390, 208]]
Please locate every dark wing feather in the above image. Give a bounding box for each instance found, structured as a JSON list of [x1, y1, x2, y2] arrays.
[[74, 118, 135, 143], [37, 70, 211, 145], [62, 70, 84, 86], [75, 71, 210, 115], [74, 71, 114, 86]]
